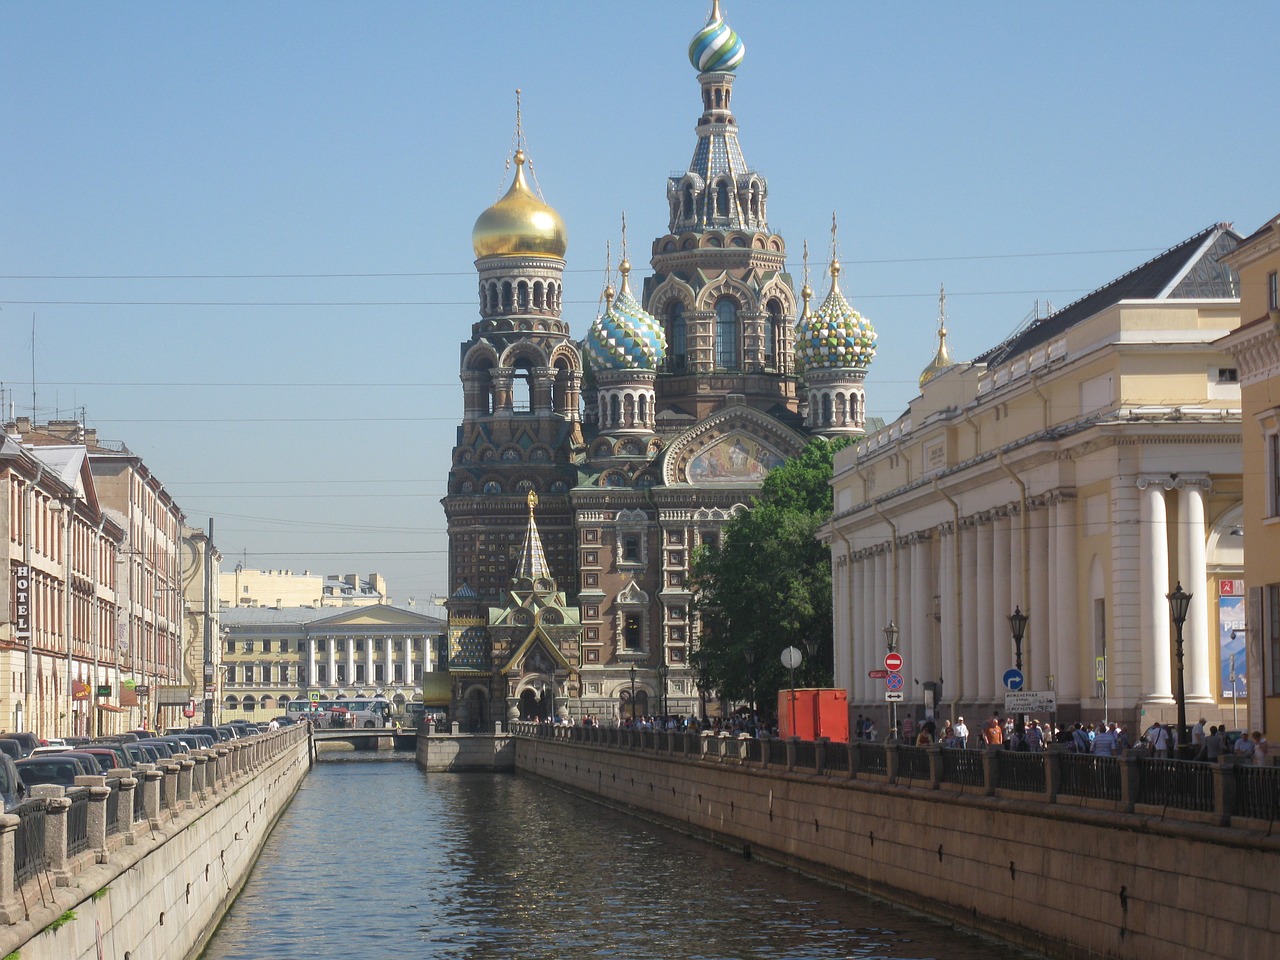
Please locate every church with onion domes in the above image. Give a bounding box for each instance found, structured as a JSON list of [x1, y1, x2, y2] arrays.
[[439, 3, 879, 727]]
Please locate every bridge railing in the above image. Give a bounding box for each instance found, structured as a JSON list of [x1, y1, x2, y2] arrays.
[[0, 724, 308, 926], [509, 721, 1280, 828]]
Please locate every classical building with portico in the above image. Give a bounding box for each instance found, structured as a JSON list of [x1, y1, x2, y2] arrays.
[[824, 225, 1247, 733]]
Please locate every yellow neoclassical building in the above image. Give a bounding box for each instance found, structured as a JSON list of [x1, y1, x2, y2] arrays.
[[1220, 212, 1280, 736], [825, 225, 1248, 735]]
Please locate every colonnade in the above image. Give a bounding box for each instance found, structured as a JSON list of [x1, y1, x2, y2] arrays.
[[836, 479, 1217, 717]]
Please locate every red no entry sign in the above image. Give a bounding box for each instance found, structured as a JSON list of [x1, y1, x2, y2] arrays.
[[884, 652, 903, 672]]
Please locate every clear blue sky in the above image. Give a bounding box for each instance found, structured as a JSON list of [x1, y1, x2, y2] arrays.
[[3, 1, 1277, 603]]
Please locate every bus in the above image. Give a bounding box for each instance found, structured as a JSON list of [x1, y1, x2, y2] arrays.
[[285, 696, 391, 728]]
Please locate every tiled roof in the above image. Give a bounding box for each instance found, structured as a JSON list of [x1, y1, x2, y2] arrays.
[[975, 223, 1242, 367]]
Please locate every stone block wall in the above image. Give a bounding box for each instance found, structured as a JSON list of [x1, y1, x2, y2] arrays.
[[515, 737, 1280, 960]]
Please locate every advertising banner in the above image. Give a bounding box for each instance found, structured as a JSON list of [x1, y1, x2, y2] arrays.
[[1218, 590, 1247, 699], [12, 564, 30, 640]]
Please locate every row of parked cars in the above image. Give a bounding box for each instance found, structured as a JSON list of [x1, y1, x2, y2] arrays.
[[0, 718, 293, 810]]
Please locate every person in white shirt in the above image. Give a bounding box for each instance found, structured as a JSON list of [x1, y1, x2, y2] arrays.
[[953, 717, 969, 748]]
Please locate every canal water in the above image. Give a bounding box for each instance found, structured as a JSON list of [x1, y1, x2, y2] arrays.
[[201, 759, 1041, 960]]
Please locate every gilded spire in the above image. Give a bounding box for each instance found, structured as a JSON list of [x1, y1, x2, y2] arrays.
[[919, 283, 956, 389], [828, 212, 843, 292], [799, 239, 812, 320], [619, 211, 632, 297], [513, 490, 552, 585]]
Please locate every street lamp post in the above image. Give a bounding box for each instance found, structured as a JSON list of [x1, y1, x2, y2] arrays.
[[883, 621, 899, 741], [628, 663, 637, 722], [1167, 582, 1192, 758], [743, 649, 756, 716], [1008, 606, 1028, 673], [657, 662, 669, 718]]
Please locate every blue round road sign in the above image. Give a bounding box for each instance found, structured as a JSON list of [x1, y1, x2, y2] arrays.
[[1003, 668, 1024, 691], [885, 672, 905, 691]]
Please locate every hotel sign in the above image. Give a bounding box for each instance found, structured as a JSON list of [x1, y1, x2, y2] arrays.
[[13, 564, 31, 640]]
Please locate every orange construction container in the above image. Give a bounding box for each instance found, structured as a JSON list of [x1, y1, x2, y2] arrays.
[[777, 687, 849, 741]]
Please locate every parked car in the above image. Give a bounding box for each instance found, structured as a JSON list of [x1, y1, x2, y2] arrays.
[[16, 755, 93, 788], [62, 751, 113, 775], [216, 725, 242, 740], [78, 745, 130, 770], [168, 725, 229, 743], [0, 739, 22, 761], [0, 756, 24, 810], [2, 733, 42, 757], [133, 739, 177, 759], [29, 745, 73, 757]]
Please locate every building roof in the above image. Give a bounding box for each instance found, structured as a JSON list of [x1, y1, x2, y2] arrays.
[[975, 223, 1242, 367], [221, 603, 444, 629]]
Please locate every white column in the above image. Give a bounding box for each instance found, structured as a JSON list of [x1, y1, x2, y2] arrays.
[[307, 638, 317, 690], [900, 538, 915, 697], [960, 521, 978, 702], [940, 526, 959, 708], [993, 512, 1012, 681], [1052, 496, 1081, 701], [1139, 481, 1173, 703], [976, 518, 995, 702], [911, 535, 935, 696], [327, 638, 337, 691], [1178, 482, 1214, 703], [1029, 504, 1050, 691], [385, 636, 394, 691], [364, 637, 374, 690]]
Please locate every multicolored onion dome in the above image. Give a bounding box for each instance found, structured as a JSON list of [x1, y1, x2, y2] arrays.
[[585, 260, 667, 372], [688, 1, 744, 74], [794, 259, 877, 373], [472, 150, 567, 259]]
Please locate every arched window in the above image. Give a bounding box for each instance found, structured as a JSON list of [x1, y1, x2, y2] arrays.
[[766, 298, 783, 369], [624, 614, 641, 650], [623, 394, 636, 427], [683, 185, 694, 220], [822, 393, 834, 426], [534, 281, 545, 310], [750, 184, 760, 218], [715, 298, 739, 370], [716, 181, 730, 219], [623, 536, 640, 562], [501, 282, 513, 312], [609, 394, 621, 427], [667, 302, 687, 372], [638, 394, 648, 426], [517, 281, 529, 311]]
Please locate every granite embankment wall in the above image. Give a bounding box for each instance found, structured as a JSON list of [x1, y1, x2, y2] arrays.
[[514, 733, 1280, 960], [0, 726, 311, 960]]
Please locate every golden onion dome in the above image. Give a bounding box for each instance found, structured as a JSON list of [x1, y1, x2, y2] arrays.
[[472, 150, 567, 260], [919, 284, 956, 388]]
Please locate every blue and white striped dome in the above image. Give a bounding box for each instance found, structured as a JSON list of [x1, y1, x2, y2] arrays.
[[585, 261, 667, 372], [688, 1, 745, 74], [795, 260, 877, 373]]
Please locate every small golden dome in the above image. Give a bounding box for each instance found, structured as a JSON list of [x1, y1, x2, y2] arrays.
[[472, 150, 567, 260]]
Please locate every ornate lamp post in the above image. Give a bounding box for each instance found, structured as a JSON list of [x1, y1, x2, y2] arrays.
[[1166, 582, 1192, 758], [628, 663, 637, 722], [1008, 606, 1028, 673], [743, 648, 756, 716], [657, 662, 669, 718], [883, 621, 899, 740], [803, 638, 819, 686]]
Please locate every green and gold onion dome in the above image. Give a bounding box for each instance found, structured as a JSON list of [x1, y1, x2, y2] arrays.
[[585, 259, 667, 372], [794, 259, 877, 373], [689, 0, 745, 73], [472, 150, 567, 259]]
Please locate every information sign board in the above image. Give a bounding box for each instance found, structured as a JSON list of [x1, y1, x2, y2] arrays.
[[867, 669, 888, 679], [884, 691, 904, 702], [1004, 690, 1057, 714]]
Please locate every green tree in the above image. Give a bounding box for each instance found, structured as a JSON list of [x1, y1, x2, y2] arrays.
[[690, 437, 850, 715]]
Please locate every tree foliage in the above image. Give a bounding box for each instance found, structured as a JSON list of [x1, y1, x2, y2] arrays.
[[690, 437, 850, 715]]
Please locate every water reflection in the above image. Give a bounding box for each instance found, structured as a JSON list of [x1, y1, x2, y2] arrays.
[[201, 760, 1039, 960]]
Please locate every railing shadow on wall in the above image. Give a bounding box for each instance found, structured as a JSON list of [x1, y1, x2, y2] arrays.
[[509, 721, 1280, 828], [0, 725, 308, 928]]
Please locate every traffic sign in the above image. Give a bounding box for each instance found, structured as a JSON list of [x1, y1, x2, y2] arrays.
[[884, 652, 903, 672], [1002, 668, 1024, 691], [885, 672, 904, 691], [867, 669, 889, 679], [884, 691, 904, 702]]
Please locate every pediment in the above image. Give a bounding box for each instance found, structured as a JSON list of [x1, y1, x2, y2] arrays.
[[658, 406, 807, 486], [617, 580, 649, 605], [310, 604, 441, 628]]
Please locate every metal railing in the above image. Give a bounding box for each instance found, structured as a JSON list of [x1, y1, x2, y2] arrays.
[[897, 745, 931, 781], [940, 748, 984, 787], [65, 788, 91, 857], [13, 800, 47, 888], [1137, 758, 1214, 812], [105, 781, 122, 838], [1058, 753, 1122, 802], [996, 751, 1046, 794], [509, 722, 1280, 826]]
